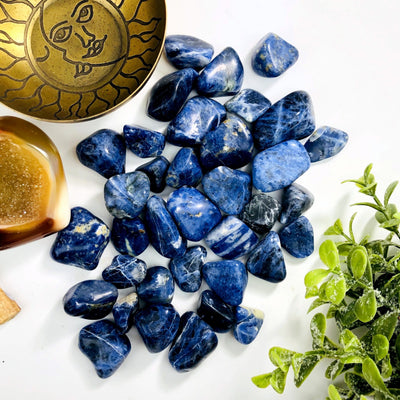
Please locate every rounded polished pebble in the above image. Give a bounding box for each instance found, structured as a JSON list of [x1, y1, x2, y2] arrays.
[[136, 266, 174, 304], [104, 171, 150, 219], [102, 255, 147, 289], [79, 319, 131, 378], [280, 183, 314, 225], [63, 280, 118, 319], [233, 306, 264, 345], [134, 303, 180, 353], [112, 292, 139, 334], [76, 129, 126, 179], [136, 156, 170, 193], [279, 216, 314, 258], [123, 125, 165, 158], [51, 207, 110, 270]]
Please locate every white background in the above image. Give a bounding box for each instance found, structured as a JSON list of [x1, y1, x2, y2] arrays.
[[1, 1, 400, 399]]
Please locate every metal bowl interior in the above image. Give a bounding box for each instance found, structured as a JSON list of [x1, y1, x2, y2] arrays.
[[0, 0, 166, 122]]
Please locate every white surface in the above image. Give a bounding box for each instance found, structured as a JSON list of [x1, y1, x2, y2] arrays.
[[1, 1, 400, 399]]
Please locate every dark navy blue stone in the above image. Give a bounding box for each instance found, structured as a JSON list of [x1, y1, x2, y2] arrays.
[[233, 306, 264, 345], [205, 216, 258, 260], [76, 129, 125, 179], [167, 186, 222, 241], [63, 280, 118, 319], [199, 114, 254, 170], [51, 207, 110, 270], [304, 125, 349, 162], [166, 147, 203, 189], [104, 171, 150, 219], [202, 259, 247, 306], [168, 311, 218, 372], [224, 89, 271, 124], [102, 255, 147, 289], [111, 217, 149, 256], [202, 166, 251, 215], [79, 319, 131, 378], [164, 34, 214, 70], [123, 125, 165, 158], [136, 266, 174, 304], [134, 303, 180, 353], [279, 216, 314, 258], [252, 33, 299, 78], [246, 231, 286, 283], [112, 292, 139, 334], [196, 47, 243, 97], [145, 195, 186, 258], [136, 156, 170, 193], [197, 290, 236, 333], [252, 140, 311, 192], [166, 96, 226, 147], [252, 91, 315, 150], [147, 68, 198, 121], [169, 246, 207, 293], [280, 183, 314, 225]]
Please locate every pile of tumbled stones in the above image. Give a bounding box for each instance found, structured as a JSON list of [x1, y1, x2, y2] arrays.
[[51, 33, 348, 378]]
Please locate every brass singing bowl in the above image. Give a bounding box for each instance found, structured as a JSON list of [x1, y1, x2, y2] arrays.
[[0, 0, 166, 122]]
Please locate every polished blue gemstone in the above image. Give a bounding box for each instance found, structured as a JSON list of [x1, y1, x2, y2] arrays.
[[123, 125, 165, 158], [168, 311, 218, 372], [111, 217, 149, 256], [137, 266, 174, 304], [199, 114, 254, 170], [252, 33, 299, 78], [145, 195, 186, 258], [304, 125, 349, 162], [167, 186, 222, 241], [134, 303, 180, 353], [246, 231, 286, 283], [51, 207, 110, 270], [224, 89, 271, 123], [202, 166, 251, 215], [253, 91, 315, 150], [169, 246, 207, 293], [63, 280, 118, 319], [136, 156, 170, 194], [166, 147, 203, 189], [112, 292, 138, 334], [280, 183, 314, 225], [104, 171, 150, 219], [233, 306, 264, 345], [202, 259, 247, 306], [252, 140, 310, 192], [147, 68, 198, 121], [166, 96, 226, 146], [279, 216, 314, 258], [79, 320, 131, 378]]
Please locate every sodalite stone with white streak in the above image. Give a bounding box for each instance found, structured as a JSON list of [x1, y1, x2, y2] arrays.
[[136, 156, 170, 194], [233, 306, 264, 345], [123, 125, 165, 158], [112, 292, 139, 334], [279, 216, 314, 258], [280, 183, 314, 225], [205, 216, 258, 259], [51, 207, 110, 270]]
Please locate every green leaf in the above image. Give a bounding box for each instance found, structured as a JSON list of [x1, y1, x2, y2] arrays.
[[359, 182, 377, 195], [270, 368, 287, 394], [348, 212, 357, 242], [337, 242, 354, 256], [352, 202, 382, 212], [380, 355, 392, 379], [339, 329, 362, 352], [387, 203, 398, 218], [310, 313, 326, 349], [304, 269, 330, 288], [384, 181, 398, 207], [362, 358, 391, 395], [324, 219, 344, 236], [348, 246, 368, 279], [307, 298, 328, 313], [268, 347, 297, 373], [328, 384, 342, 400], [372, 334, 389, 362], [355, 290, 377, 323], [395, 334, 400, 360], [362, 311, 398, 344], [344, 372, 374, 396], [363, 163, 374, 182], [319, 240, 340, 270], [305, 285, 319, 298], [292, 353, 321, 387], [251, 372, 272, 388], [325, 274, 347, 305], [325, 359, 344, 380], [379, 218, 400, 229], [335, 302, 358, 329]]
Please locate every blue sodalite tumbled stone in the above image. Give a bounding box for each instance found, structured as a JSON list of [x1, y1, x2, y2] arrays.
[[252, 33, 299, 78], [304, 125, 349, 162], [76, 129, 125, 179], [147, 68, 198, 121], [136, 266, 174, 304], [169, 246, 207, 293], [164, 34, 214, 70], [199, 114, 254, 170], [252, 140, 310, 192], [102, 255, 147, 289], [136, 156, 170, 193], [168, 311, 218, 372], [224, 89, 271, 124], [205, 216, 258, 260], [202, 259, 248, 306], [145, 195, 186, 259], [112, 292, 139, 334], [51, 207, 110, 270], [166, 96, 226, 147], [252, 91, 315, 150], [233, 306, 264, 345], [134, 303, 180, 353], [246, 231, 286, 283], [196, 47, 244, 97], [167, 186, 222, 241], [279, 216, 314, 258], [123, 125, 165, 158], [63, 280, 118, 319], [104, 171, 150, 219], [202, 166, 251, 215], [166, 147, 203, 189], [79, 320, 131, 378], [280, 183, 314, 225]]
